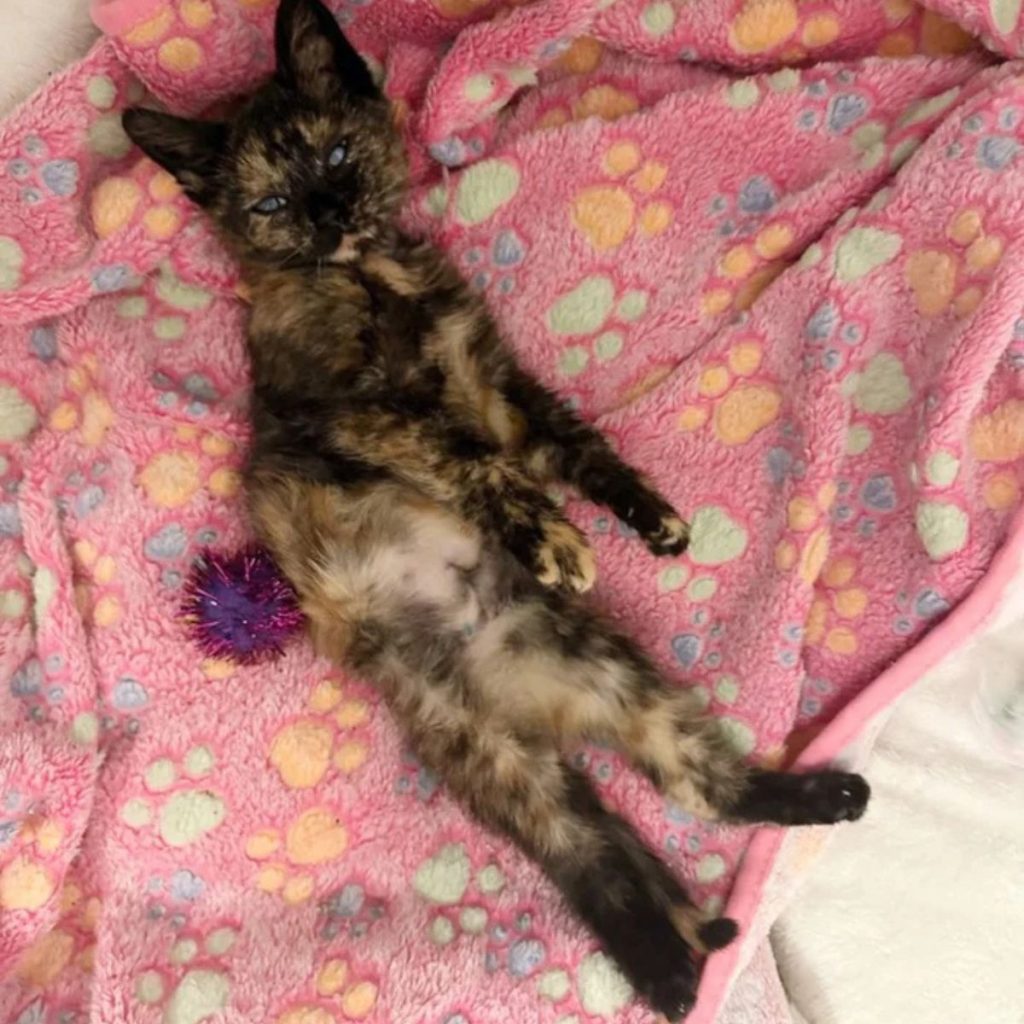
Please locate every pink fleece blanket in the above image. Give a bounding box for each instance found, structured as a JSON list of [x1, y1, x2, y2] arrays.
[[4, 2, 1024, 1022]]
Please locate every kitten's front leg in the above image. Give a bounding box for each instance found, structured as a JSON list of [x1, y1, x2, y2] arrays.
[[504, 368, 688, 556], [330, 410, 596, 592]]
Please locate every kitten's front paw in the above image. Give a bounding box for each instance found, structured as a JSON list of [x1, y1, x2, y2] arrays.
[[643, 513, 690, 556], [535, 519, 597, 593]]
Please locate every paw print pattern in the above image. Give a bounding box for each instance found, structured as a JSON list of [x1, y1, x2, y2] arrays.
[[460, 228, 527, 296], [414, 843, 508, 947], [48, 356, 115, 447], [9, 654, 77, 727], [571, 140, 673, 253], [905, 206, 1004, 319], [319, 881, 388, 942], [144, 517, 227, 592], [275, 956, 380, 1023], [803, 292, 868, 376], [144, 866, 210, 929], [115, 0, 219, 76], [677, 338, 782, 448], [119, 747, 226, 849], [772, 480, 838, 588], [72, 537, 123, 629], [268, 677, 374, 791], [90, 161, 189, 266], [799, 552, 870, 657], [395, 751, 441, 803], [546, 274, 651, 379], [137, 425, 240, 511], [115, 260, 218, 353], [134, 922, 239, 1024], [701, 215, 794, 318], [5, 133, 80, 209], [13, 874, 102, 986], [245, 806, 349, 906], [0, 808, 67, 913]]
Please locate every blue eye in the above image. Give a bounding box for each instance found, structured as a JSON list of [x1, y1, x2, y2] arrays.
[[252, 195, 287, 214], [327, 143, 347, 168]]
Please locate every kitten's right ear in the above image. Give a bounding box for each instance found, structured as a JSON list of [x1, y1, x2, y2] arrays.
[[122, 108, 227, 206]]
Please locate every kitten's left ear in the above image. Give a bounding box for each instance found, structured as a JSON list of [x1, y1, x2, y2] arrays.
[[123, 108, 227, 206], [274, 0, 377, 103]]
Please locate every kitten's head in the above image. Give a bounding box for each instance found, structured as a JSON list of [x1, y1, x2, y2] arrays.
[[123, 0, 404, 266]]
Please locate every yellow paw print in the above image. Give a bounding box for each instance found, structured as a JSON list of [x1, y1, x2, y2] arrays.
[[134, 923, 238, 1024], [803, 553, 869, 654], [678, 338, 782, 446], [120, 0, 215, 72], [72, 538, 122, 628], [905, 207, 1003, 319], [701, 219, 795, 318], [727, 0, 844, 59], [571, 140, 673, 252], [275, 958, 380, 1023], [14, 876, 101, 986], [268, 677, 373, 791], [773, 483, 836, 589], [119, 746, 226, 848], [0, 814, 68, 913], [48, 355, 115, 447], [91, 160, 187, 242], [138, 426, 239, 510], [246, 807, 349, 905]]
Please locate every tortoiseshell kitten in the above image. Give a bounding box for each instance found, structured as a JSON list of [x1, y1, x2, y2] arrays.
[[123, 0, 869, 1015]]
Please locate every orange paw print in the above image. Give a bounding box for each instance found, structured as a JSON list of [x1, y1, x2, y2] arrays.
[[773, 483, 837, 589], [72, 538, 123, 629], [905, 207, 1003, 319], [677, 338, 782, 447], [728, 0, 843, 60], [268, 677, 374, 792], [537, 83, 639, 131], [798, 551, 867, 656], [275, 957, 380, 1023], [120, 0, 217, 71], [877, 5, 976, 58], [14, 876, 101, 987], [137, 425, 239, 511], [91, 159, 187, 243], [246, 806, 350, 905], [571, 140, 673, 251], [701, 219, 795, 318], [0, 812, 68, 913], [48, 355, 115, 448]]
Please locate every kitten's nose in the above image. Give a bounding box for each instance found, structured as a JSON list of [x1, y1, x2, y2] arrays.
[[309, 191, 343, 228]]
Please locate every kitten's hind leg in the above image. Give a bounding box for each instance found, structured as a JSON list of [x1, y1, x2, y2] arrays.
[[416, 722, 726, 1020], [617, 688, 870, 826]]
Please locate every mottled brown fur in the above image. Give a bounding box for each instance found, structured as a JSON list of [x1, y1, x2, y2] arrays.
[[123, 1, 869, 1016]]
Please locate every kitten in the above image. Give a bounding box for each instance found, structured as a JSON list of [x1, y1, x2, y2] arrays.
[[123, 0, 869, 1016]]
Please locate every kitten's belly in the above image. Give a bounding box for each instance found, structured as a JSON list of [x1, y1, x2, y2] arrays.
[[317, 502, 489, 632]]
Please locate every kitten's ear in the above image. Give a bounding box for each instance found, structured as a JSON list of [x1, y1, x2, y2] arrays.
[[122, 108, 226, 205], [274, 0, 376, 103]]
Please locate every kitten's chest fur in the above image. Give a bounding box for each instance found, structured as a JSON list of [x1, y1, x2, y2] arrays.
[[247, 240, 481, 416]]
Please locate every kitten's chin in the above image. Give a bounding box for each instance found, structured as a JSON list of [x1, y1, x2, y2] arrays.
[[327, 235, 364, 264]]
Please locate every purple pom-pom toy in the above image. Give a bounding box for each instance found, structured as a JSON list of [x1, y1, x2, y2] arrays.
[[181, 545, 305, 663]]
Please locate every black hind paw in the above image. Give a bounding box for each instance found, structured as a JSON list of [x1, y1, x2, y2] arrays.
[[634, 956, 698, 1022], [797, 771, 870, 824]]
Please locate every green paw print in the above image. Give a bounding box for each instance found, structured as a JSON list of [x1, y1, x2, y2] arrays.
[[119, 745, 226, 848], [135, 923, 238, 1024]]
